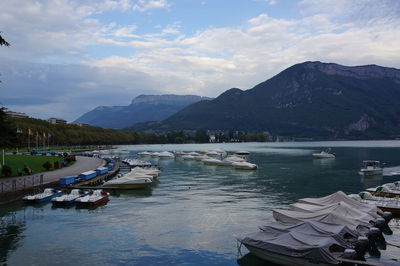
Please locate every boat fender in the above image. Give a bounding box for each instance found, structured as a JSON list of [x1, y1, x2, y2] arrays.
[[353, 236, 368, 260]]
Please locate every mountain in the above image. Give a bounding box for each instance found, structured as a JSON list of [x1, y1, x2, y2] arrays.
[[74, 94, 212, 129], [131, 62, 400, 139]]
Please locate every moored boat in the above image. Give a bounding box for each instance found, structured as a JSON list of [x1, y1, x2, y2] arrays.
[[102, 171, 153, 189], [52, 189, 88, 206], [359, 160, 383, 176], [202, 158, 222, 165], [232, 161, 257, 170], [75, 190, 109, 207], [23, 188, 62, 203], [235, 150, 250, 155]]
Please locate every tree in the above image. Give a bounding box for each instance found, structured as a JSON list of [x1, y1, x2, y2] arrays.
[[0, 33, 10, 47]]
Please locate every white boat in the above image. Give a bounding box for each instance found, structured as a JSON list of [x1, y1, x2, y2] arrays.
[[102, 171, 153, 189], [23, 188, 62, 203], [174, 151, 187, 156], [232, 161, 257, 170], [75, 190, 109, 207], [359, 160, 383, 176], [217, 156, 246, 166], [182, 155, 196, 160], [52, 189, 87, 206], [130, 167, 160, 177], [125, 159, 152, 167], [138, 151, 152, 156], [312, 149, 335, 159], [157, 151, 175, 159], [150, 152, 161, 157], [202, 158, 222, 165]]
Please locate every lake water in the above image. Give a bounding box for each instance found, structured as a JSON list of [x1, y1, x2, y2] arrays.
[[2, 141, 400, 265]]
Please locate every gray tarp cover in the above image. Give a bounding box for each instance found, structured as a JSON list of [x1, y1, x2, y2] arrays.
[[298, 191, 380, 217], [273, 202, 375, 229], [239, 221, 355, 264]]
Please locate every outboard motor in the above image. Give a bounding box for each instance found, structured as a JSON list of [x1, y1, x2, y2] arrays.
[[342, 249, 358, 260], [382, 211, 393, 225], [373, 217, 393, 236], [366, 227, 384, 257], [353, 236, 368, 261]]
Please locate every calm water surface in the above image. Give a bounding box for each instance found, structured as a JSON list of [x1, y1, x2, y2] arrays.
[[2, 141, 400, 265]]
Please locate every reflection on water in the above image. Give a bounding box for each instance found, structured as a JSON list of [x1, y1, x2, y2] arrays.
[[312, 158, 335, 167], [361, 174, 383, 188], [2, 141, 400, 265]]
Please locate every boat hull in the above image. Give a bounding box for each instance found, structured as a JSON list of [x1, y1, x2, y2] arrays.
[[366, 189, 400, 198], [243, 244, 333, 266], [35, 192, 62, 203], [75, 196, 109, 208]]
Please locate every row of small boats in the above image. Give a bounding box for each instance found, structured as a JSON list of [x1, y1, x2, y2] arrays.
[[23, 188, 110, 208], [102, 165, 161, 189], [137, 149, 258, 170], [239, 190, 397, 265]]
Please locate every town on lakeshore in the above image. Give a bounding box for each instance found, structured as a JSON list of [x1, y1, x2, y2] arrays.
[[1, 1, 400, 265]]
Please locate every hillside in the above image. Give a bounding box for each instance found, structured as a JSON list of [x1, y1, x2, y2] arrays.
[[131, 62, 400, 139], [74, 94, 212, 129]]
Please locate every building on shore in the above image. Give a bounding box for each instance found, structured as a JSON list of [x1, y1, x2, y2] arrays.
[[47, 117, 67, 125], [5, 110, 29, 119]]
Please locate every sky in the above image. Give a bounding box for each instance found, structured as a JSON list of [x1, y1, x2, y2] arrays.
[[0, 0, 399, 121]]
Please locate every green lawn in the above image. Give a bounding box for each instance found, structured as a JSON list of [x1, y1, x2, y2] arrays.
[[0, 155, 65, 177]]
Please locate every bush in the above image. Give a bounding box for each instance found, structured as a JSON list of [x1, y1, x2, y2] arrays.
[[42, 161, 52, 170], [1, 165, 13, 177]]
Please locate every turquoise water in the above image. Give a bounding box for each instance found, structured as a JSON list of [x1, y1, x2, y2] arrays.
[[2, 141, 400, 265]]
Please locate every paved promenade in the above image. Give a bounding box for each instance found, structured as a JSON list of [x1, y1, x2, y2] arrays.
[[0, 156, 104, 192]]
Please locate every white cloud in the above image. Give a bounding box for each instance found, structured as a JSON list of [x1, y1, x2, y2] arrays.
[[1, 0, 400, 121]]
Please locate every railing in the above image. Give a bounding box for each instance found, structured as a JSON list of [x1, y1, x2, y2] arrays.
[[0, 174, 44, 193]]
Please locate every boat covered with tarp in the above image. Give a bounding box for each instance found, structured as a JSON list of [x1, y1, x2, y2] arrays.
[[273, 202, 377, 230], [238, 221, 360, 265], [298, 191, 381, 216]]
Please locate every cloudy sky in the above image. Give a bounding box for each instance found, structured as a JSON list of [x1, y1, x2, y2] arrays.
[[0, 0, 399, 121]]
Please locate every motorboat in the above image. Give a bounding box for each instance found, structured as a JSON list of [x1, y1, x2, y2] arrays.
[[232, 161, 257, 170], [23, 188, 62, 203], [366, 184, 400, 198], [75, 190, 109, 207], [102, 171, 153, 189], [130, 167, 160, 178], [217, 156, 246, 166], [359, 160, 383, 176], [238, 221, 369, 266], [150, 152, 161, 157], [235, 151, 250, 155], [52, 189, 88, 206], [125, 159, 152, 167], [182, 154, 197, 160], [157, 151, 175, 159], [174, 151, 187, 156], [312, 149, 335, 159], [137, 151, 152, 156], [351, 192, 400, 217], [202, 158, 222, 165]]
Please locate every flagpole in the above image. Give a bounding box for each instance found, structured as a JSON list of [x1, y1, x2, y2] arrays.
[[36, 132, 38, 150], [28, 132, 30, 151]]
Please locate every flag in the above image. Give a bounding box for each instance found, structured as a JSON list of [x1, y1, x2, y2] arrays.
[[43, 132, 47, 139], [28, 128, 33, 135], [16, 128, 23, 133], [48, 133, 52, 138]]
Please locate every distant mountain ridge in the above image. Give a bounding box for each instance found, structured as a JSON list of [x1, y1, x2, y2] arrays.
[[131, 61, 400, 139], [74, 94, 212, 129]]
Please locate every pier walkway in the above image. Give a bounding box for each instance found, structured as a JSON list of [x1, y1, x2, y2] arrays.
[[0, 156, 104, 194]]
